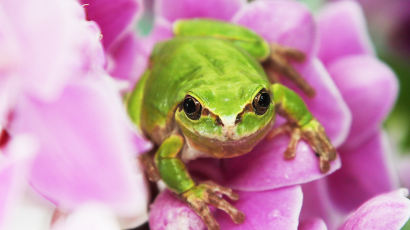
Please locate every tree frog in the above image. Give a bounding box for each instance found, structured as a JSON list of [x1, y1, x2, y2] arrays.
[[127, 19, 336, 230]]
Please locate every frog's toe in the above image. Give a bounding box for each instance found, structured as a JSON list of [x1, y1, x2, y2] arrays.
[[187, 198, 220, 230], [208, 192, 245, 224], [182, 182, 245, 229], [301, 119, 337, 173], [265, 43, 316, 97], [202, 180, 239, 201]]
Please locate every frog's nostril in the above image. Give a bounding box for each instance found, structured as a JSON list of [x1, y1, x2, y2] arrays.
[[235, 114, 242, 124], [215, 116, 224, 126]]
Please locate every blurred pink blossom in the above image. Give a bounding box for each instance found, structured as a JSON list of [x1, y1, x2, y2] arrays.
[[0, 0, 149, 229]]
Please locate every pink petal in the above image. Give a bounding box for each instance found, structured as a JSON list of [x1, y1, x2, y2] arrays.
[[81, 0, 142, 48], [327, 55, 398, 149], [300, 180, 342, 230], [150, 186, 303, 230], [222, 135, 341, 191], [107, 32, 142, 84], [10, 79, 149, 217], [155, 0, 243, 23], [218, 186, 303, 230], [327, 131, 399, 213], [299, 218, 328, 230], [339, 189, 410, 230], [1, 0, 105, 102], [281, 59, 352, 147], [107, 19, 173, 85], [398, 156, 410, 190], [233, 0, 317, 56], [317, 0, 375, 65], [0, 135, 36, 229], [52, 204, 121, 230]]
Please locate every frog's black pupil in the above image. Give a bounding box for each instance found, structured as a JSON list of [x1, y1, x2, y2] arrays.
[[183, 98, 196, 114], [258, 93, 270, 107]]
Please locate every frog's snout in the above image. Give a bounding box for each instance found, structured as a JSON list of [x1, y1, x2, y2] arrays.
[[223, 125, 237, 140]]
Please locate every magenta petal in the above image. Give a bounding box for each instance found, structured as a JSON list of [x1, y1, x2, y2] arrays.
[[299, 218, 328, 230], [155, 0, 242, 22], [108, 19, 173, 85], [218, 186, 303, 230], [300, 180, 341, 230], [339, 189, 410, 230], [107, 32, 141, 84], [317, 1, 374, 65], [327, 131, 399, 213], [82, 0, 142, 48], [327, 55, 398, 149], [222, 135, 340, 191], [11, 79, 149, 217], [150, 186, 303, 230], [282, 59, 352, 147], [233, 0, 317, 56]]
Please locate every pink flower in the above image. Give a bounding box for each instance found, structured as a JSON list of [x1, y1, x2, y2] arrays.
[[121, 0, 409, 229], [0, 0, 149, 228]]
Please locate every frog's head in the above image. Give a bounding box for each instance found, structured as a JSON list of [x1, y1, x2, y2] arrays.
[[175, 83, 275, 158]]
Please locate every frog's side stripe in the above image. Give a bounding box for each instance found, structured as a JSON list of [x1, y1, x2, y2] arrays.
[[154, 134, 195, 194], [271, 83, 313, 127], [174, 19, 270, 61], [127, 70, 150, 130]]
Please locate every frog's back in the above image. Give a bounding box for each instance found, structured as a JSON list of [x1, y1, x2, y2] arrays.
[[141, 37, 269, 141]]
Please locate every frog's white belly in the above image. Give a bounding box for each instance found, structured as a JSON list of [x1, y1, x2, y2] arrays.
[[181, 138, 209, 162]]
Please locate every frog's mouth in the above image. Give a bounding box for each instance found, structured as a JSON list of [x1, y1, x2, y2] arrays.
[[180, 121, 274, 159]]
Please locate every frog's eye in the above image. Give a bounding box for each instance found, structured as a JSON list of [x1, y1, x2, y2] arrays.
[[253, 89, 271, 115], [183, 95, 202, 120]]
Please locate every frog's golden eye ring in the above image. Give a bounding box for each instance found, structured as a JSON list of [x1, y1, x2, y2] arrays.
[[183, 95, 202, 120], [253, 89, 271, 115]]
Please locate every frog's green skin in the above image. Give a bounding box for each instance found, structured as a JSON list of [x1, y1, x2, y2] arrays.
[[127, 19, 336, 230]]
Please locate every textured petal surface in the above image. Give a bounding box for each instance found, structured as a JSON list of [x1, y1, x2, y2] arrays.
[[328, 55, 398, 149], [233, 0, 317, 56], [317, 1, 374, 65], [155, 0, 242, 22], [221, 135, 340, 191], [339, 189, 410, 230], [299, 218, 328, 230], [81, 0, 142, 48], [150, 186, 303, 230], [0, 0, 104, 102], [282, 59, 352, 147], [10, 79, 149, 217], [327, 131, 399, 213]]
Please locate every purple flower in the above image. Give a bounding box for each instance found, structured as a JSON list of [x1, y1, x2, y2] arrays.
[[0, 0, 149, 228], [124, 0, 409, 229]]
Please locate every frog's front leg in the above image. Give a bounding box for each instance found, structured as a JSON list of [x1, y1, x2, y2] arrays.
[[155, 134, 245, 230], [269, 84, 337, 172], [264, 44, 316, 97]]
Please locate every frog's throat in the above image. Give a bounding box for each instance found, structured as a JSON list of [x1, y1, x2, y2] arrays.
[[180, 120, 274, 158]]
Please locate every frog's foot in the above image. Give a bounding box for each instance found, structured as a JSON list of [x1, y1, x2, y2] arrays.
[[139, 153, 160, 182], [301, 119, 337, 173], [264, 43, 316, 97], [267, 120, 336, 173], [181, 181, 245, 230]]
